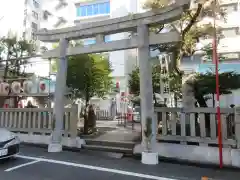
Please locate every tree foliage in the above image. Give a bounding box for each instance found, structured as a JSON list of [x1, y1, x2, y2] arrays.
[[0, 33, 34, 78], [189, 71, 240, 107], [128, 66, 161, 96], [129, 66, 240, 107], [144, 0, 225, 72], [0, 33, 34, 107], [66, 53, 112, 134], [202, 43, 225, 62], [128, 67, 140, 96], [67, 54, 113, 101], [128, 65, 182, 105]]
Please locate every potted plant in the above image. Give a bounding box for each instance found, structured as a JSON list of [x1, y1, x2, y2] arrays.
[[141, 116, 158, 165]]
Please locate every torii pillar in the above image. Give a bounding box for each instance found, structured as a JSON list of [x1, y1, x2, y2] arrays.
[[48, 38, 69, 152], [138, 25, 155, 146]]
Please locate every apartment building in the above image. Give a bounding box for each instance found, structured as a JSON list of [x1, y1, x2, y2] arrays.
[[22, 0, 42, 44], [182, 0, 240, 72]]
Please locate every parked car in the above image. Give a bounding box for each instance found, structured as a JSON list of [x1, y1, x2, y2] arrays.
[[0, 129, 20, 159], [133, 106, 141, 123]]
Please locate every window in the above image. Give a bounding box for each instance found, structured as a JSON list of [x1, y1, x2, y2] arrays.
[[83, 39, 96, 45], [222, 53, 240, 60], [43, 10, 51, 20], [55, 0, 68, 11], [23, 19, 26, 26], [76, 1, 110, 17], [22, 32, 26, 39], [105, 35, 110, 42], [31, 32, 37, 40], [221, 3, 238, 14], [31, 22, 38, 31], [33, 0, 39, 8], [221, 27, 239, 37], [83, 36, 111, 45], [24, 9, 27, 16], [32, 11, 38, 20]]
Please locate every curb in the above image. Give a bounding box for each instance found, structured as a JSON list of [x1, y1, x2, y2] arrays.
[[21, 142, 81, 153], [133, 152, 239, 170], [21, 143, 240, 171]]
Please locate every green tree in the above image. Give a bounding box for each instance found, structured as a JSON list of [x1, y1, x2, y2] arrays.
[[129, 65, 161, 97], [185, 71, 240, 131], [0, 33, 34, 107], [189, 71, 240, 108], [128, 65, 240, 108], [0, 34, 34, 78], [202, 43, 225, 63], [67, 54, 112, 134], [144, 0, 224, 73], [128, 65, 181, 106]]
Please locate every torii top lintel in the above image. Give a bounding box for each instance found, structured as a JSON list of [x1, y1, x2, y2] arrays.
[[36, 0, 190, 42]]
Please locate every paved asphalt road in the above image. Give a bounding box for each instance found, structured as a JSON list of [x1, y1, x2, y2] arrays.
[[0, 145, 240, 180]]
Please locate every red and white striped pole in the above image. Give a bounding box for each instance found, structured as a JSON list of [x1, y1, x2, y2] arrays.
[[212, 0, 223, 168]]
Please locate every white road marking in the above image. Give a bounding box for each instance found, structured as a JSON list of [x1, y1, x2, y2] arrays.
[[5, 160, 41, 172], [16, 155, 177, 180]]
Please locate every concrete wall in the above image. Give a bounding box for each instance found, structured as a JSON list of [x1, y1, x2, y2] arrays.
[[134, 143, 240, 168], [18, 134, 84, 148]]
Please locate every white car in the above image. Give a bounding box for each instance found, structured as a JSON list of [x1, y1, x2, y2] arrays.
[[0, 129, 20, 159]]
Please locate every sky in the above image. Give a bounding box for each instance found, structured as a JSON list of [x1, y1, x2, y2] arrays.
[[0, 0, 25, 36], [0, 0, 50, 77], [24, 57, 51, 77]]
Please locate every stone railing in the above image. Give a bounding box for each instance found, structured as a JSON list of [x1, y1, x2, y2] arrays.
[[96, 110, 114, 120], [155, 107, 236, 147], [0, 107, 78, 138]]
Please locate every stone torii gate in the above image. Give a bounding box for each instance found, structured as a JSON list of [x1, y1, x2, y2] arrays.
[[36, 0, 190, 154]]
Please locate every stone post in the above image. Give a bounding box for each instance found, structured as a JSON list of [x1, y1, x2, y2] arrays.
[[182, 74, 195, 124], [48, 38, 68, 152], [70, 104, 78, 138], [235, 107, 240, 148], [137, 25, 155, 150]]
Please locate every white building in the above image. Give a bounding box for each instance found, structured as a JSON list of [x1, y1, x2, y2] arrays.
[[22, 0, 42, 45], [181, 0, 240, 107], [197, 0, 240, 61], [72, 0, 142, 93]]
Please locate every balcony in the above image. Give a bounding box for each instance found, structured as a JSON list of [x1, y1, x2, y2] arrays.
[[219, 0, 239, 6]]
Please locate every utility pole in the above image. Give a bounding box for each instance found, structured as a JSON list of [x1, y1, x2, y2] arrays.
[[212, 0, 223, 169]]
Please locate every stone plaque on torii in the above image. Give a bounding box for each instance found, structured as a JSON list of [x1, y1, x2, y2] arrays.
[[36, 0, 190, 153]]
